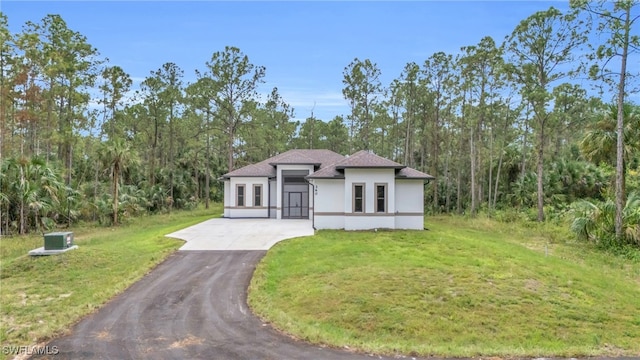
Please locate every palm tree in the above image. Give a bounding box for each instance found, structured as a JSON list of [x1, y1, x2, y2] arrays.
[[98, 139, 139, 225], [581, 104, 640, 195]]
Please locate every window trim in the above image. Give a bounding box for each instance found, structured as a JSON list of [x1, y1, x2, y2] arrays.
[[352, 183, 365, 213], [253, 184, 262, 207], [375, 183, 388, 213], [236, 184, 246, 207]]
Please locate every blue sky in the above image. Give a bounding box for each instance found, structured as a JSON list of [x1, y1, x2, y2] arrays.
[[3, 1, 571, 122]]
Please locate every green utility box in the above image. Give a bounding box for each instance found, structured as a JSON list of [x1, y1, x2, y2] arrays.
[[44, 232, 74, 250]]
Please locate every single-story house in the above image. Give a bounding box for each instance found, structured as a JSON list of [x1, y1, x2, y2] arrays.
[[221, 149, 434, 230]]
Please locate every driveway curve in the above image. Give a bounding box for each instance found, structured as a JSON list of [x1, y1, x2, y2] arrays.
[[31, 251, 410, 360]]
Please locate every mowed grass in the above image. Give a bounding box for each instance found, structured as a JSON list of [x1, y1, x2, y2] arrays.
[[249, 216, 640, 358], [0, 205, 221, 358]]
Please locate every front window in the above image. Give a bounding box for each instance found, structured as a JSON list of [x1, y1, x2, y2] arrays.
[[254, 185, 262, 207], [376, 184, 386, 213], [237, 185, 245, 207], [353, 184, 364, 213]]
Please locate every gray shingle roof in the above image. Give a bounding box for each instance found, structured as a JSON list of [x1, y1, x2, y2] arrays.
[[306, 150, 435, 180], [221, 149, 345, 178], [222, 149, 434, 181], [335, 150, 405, 169], [396, 167, 436, 180]]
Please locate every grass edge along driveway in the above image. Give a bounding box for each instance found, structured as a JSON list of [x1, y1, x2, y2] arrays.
[[0, 206, 221, 360], [248, 216, 640, 358]]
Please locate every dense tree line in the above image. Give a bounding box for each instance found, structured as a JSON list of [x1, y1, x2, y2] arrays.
[[1, 4, 639, 248]]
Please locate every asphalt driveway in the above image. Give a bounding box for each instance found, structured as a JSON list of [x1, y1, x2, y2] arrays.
[[31, 251, 409, 360], [166, 218, 314, 250]]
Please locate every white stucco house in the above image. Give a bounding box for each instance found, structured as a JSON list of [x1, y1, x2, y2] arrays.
[[221, 149, 434, 230]]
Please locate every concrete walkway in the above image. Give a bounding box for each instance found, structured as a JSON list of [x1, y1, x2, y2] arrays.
[[166, 218, 314, 250]]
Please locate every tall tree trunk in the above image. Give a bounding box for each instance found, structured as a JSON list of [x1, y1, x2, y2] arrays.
[[521, 118, 528, 176], [615, 7, 630, 240], [205, 115, 211, 209], [444, 153, 450, 213], [432, 108, 439, 212], [404, 114, 411, 166], [169, 108, 174, 213], [488, 124, 494, 212], [19, 165, 25, 235], [150, 113, 159, 186], [470, 125, 477, 217], [113, 164, 119, 226], [227, 123, 234, 172], [493, 147, 504, 209], [456, 167, 462, 214], [93, 165, 99, 221], [536, 124, 545, 222]]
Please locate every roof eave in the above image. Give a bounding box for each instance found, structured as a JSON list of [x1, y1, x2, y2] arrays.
[[269, 162, 322, 167], [335, 165, 405, 170], [395, 175, 436, 180], [306, 175, 345, 180], [220, 174, 273, 179]]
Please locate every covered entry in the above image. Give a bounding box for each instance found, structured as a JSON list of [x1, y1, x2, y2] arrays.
[[282, 170, 309, 219]]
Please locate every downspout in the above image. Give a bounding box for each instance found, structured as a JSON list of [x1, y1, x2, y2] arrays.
[[305, 179, 316, 230], [268, 178, 272, 219]]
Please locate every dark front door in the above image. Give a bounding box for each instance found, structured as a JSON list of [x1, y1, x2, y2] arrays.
[[287, 192, 303, 218]]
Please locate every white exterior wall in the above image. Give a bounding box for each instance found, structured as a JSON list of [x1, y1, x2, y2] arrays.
[[394, 179, 425, 229], [223, 180, 231, 217], [345, 215, 395, 230], [226, 176, 269, 218], [311, 179, 345, 229], [269, 180, 277, 218], [394, 215, 424, 229], [276, 164, 314, 219], [344, 168, 396, 230]]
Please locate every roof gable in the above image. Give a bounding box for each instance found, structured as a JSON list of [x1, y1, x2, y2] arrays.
[[335, 150, 405, 169], [221, 149, 344, 178], [306, 150, 435, 180]]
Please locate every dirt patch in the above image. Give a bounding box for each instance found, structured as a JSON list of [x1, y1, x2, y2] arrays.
[[93, 330, 112, 340], [168, 335, 203, 349], [523, 278, 541, 292]]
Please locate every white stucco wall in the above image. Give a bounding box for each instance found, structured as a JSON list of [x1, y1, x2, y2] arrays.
[[311, 171, 425, 230], [225, 176, 269, 218], [313, 179, 344, 213], [395, 180, 424, 213], [223, 180, 231, 217], [344, 168, 396, 230], [395, 215, 424, 229], [345, 215, 395, 230], [311, 179, 345, 229], [344, 168, 396, 214], [314, 215, 345, 229], [269, 179, 277, 218], [395, 179, 425, 229]]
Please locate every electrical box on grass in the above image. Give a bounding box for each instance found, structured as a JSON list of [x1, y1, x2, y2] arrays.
[[44, 232, 74, 250]]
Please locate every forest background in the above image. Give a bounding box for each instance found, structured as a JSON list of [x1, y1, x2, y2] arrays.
[[1, 2, 639, 251]]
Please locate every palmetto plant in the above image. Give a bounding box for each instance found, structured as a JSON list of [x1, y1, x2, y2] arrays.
[[570, 192, 640, 247], [0, 157, 68, 234]]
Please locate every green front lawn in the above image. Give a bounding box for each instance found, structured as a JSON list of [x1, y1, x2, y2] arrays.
[[249, 216, 640, 358], [0, 205, 221, 359]]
